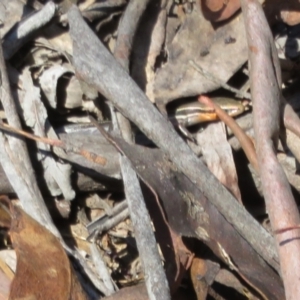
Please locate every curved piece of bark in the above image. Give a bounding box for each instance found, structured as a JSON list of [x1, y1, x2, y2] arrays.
[[114, 0, 151, 71], [9, 204, 88, 300], [240, 0, 300, 299], [131, 1, 167, 101]]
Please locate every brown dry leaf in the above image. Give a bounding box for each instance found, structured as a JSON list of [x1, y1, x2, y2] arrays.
[[200, 0, 241, 22], [215, 269, 260, 299], [190, 257, 220, 300], [8, 204, 87, 300], [167, 229, 194, 293], [201, 0, 300, 24], [197, 122, 242, 202]]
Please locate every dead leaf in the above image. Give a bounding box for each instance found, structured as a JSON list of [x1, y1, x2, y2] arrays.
[[15, 67, 75, 201], [215, 269, 260, 299], [167, 229, 194, 293], [131, 3, 167, 102], [154, 4, 247, 109], [197, 123, 242, 202], [8, 204, 87, 300], [200, 0, 241, 22], [190, 257, 220, 300]]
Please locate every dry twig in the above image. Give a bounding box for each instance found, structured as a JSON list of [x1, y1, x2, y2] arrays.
[[3, 2, 57, 59], [109, 1, 171, 299], [240, 0, 300, 298], [0, 43, 60, 236], [198, 95, 259, 173]]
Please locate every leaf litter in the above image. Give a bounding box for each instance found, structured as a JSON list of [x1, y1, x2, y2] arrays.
[[0, 0, 300, 299]]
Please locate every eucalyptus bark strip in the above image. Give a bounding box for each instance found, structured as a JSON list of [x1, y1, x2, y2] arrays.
[[3, 1, 57, 59], [114, 0, 151, 71]]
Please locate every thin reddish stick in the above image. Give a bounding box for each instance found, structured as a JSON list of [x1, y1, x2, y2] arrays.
[[198, 95, 259, 173], [241, 1, 300, 299], [0, 122, 107, 166]]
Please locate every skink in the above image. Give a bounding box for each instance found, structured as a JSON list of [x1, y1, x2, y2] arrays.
[[170, 97, 249, 139], [172, 97, 247, 127], [57, 98, 248, 139]]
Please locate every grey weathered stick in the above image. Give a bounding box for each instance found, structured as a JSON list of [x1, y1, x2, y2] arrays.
[[90, 243, 117, 295], [0, 42, 60, 237], [112, 1, 171, 298], [68, 248, 111, 296], [68, 6, 279, 271], [113, 0, 151, 141], [240, 0, 300, 299], [87, 200, 128, 234], [3, 1, 57, 59]]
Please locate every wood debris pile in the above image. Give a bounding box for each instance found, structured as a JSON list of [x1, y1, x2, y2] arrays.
[[1, 0, 300, 299]]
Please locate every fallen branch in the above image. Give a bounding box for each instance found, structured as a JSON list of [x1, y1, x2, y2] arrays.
[[198, 95, 259, 173], [240, 0, 300, 298], [0, 122, 107, 166]]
